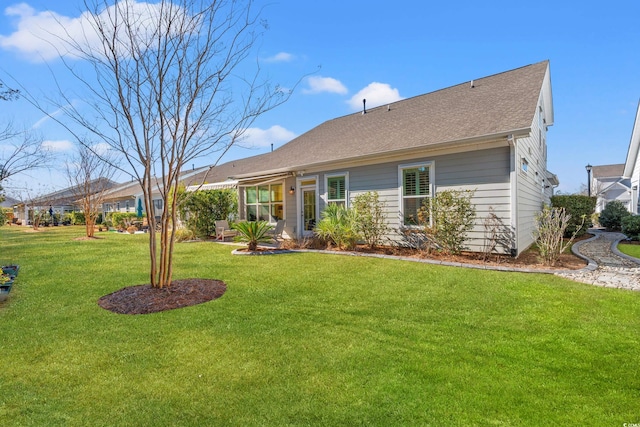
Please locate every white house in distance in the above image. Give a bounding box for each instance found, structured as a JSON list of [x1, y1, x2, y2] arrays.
[[590, 164, 632, 213], [622, 101, 640, 215], [189, 60, 557, 256]]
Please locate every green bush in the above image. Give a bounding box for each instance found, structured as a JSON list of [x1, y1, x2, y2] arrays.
[[418, 189, 476, 255], [178, 189, 238, 238], [315, 203, 360, 250], [0, 208, 8, 227], [598, 200, 631, 231], [621, 215, 640, 240], [110, 212, 139, 229], [69, 211, 86, 225], [550, 195, 595, 237], [352, 191, 389, 249]]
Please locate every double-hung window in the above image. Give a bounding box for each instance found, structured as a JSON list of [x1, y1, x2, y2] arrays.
[[245, 183, 283, 223], [400, 163, 432, 225], [326, 174, 347, 206]]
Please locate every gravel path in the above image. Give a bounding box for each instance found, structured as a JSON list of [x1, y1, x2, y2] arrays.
[[555, 230, 640, 291]]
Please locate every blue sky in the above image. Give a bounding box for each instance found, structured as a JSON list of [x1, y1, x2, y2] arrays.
[[1, 0, 639, 197]]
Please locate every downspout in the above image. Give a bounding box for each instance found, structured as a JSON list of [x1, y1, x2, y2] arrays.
[[507, 134, 518, 257]]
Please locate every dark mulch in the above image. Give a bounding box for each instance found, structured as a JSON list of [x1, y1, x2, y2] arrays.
[[98, 278, 226, 315]]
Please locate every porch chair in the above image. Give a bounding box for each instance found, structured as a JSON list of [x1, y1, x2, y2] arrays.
[[215, 220, 238, 241], [267, 219, 285, 242]]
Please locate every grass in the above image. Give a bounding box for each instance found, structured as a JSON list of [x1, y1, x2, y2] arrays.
[[1, 226, 640, 426], [618, 242, 640, 260]]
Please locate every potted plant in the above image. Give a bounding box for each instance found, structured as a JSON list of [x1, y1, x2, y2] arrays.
[[1, 265, 19, 277]]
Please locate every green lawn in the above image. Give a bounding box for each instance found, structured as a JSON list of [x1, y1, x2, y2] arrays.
[[618, 242, 640, 260], [1, 226, 640, 426]]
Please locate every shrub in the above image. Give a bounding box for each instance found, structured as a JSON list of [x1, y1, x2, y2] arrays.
[[351, 191, 389, 249], [418, 189, 476, 255], [0, 208, 8, 227], [621, 215, 640, 240], [550, 195, 595, 237], [232, 221, 273, 251], [315, 203, 360, 250], [533, 205, 584, 266], [174, 227, 197, 242], [111, 212, 139, 230], [68, 211, 86, 225], [178, 189, 238, 238], [598, 200, 631, 231]]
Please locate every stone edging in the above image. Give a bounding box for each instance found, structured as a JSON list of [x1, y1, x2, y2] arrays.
[[288, 248, 594, 275], [569, 234, 600, 272], [611, 239, 640, 266]]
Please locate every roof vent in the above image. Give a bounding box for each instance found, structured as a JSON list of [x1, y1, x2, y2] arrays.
[[362, 98, 366, 115], [387, 105, 390, 112], [470, 80, 475, 88]]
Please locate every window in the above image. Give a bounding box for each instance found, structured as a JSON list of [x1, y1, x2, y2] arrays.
[[153, 199, 163, 211], [521, 158, 529, 173], [326, 174, 347, 206], [245, 183, 283, 223], [125, 201, 130, 212], [400, 163, 432, 225]]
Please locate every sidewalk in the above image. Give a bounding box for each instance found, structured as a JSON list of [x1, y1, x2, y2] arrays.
[[555, 230, 640, 291]]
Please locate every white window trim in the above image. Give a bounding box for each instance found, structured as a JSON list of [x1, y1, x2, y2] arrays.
[[243, 181, 286, 224], [324, 172, 349, 206], [398, 161, 434, 227], [296, 175, 319, 237]]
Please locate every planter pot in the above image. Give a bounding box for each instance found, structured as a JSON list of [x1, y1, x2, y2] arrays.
[[1, 265, 19, 277]]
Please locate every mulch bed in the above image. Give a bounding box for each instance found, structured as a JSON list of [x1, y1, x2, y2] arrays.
[[98, 278, 226, 315]]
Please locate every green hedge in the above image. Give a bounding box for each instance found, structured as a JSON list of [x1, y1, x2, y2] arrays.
[[178, 189, 238, 238], [109, 212, 141, 229], [621, 215, 640, 240], [550, 195, 596, 237]]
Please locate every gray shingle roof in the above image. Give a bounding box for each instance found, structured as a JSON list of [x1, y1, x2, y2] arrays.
[[592, 164, 625, 179], [195, 60, 550, 183]]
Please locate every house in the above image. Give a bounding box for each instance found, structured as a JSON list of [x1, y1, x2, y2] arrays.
[[590, 164, 632, 213], [622, 101, 640, 215], [189, 61, 556, 256], [13, 178, 117, 225], [101, 167, 210, 220]]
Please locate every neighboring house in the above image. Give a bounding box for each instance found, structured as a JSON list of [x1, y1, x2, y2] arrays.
[[623, 101, 640, 215], [590, 164, 631, 213], [13, 178, 117, 225], [101, 167, 210, 220], [189, 60, 556, 256]]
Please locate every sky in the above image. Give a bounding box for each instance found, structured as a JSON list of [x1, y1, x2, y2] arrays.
[[1, 0, 639, 198]]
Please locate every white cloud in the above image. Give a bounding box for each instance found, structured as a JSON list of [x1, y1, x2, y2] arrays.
[[41, 139, 74, 152], [347, 82, 403, 111], [303, 76, 348, 95], [239, 125, 296, 148], [0, 1, 191, 63], [264, 52, 294, 63]]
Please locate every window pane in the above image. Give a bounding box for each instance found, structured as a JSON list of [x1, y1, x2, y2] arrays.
[[327, 176, 345, 201], [403, 197, 425, 225], [246, 205, 257, 222], [246, 187, 257, 204], [271, 184, 283, 202], [403, 167, 429, 196], [258, 186, 270, 203], [259, 205, 270, 221], [271, 203, 284, 221]]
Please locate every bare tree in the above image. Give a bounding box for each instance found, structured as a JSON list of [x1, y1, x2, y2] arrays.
[[0, 83, 48, 191], [50, 0, 296, 288], [66, 143, 117, 238]]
